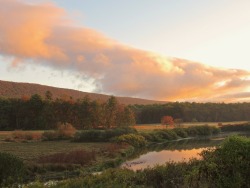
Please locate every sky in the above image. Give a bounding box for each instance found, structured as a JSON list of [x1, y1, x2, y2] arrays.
[[1, 0, 250, 102]]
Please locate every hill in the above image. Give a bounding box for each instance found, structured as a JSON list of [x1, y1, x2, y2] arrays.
[[0, 80, 166, 105]]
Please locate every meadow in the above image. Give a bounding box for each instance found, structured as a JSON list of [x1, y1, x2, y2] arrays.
[[133, 121, 248, 132], [0, 121, 249, 187]]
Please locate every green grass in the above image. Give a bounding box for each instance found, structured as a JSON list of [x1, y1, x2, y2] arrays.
[[0, 140, 115, 162]]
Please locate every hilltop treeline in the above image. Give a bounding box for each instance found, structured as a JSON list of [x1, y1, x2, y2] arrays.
[[1, 93, 250, 130], [0, 94, 135, 130], [131, 102, 250, 124]]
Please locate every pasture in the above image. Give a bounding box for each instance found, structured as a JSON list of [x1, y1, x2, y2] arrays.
[[133, 121, 248, 132], [0, 131, 127, 165]]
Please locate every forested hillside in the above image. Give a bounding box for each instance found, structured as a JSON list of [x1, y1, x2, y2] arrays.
[[0, 80, 164, 105]]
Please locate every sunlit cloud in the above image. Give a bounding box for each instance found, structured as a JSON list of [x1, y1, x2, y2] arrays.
[[1, 0, 250, 102]]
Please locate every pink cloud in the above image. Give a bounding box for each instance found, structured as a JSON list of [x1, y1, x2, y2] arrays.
[[1, 0, 250, 102]]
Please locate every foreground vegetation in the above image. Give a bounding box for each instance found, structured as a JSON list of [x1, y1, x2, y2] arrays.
[[0, 125, 222, 186], [0, 121, 249, 187], [23, 135, 250, 188]]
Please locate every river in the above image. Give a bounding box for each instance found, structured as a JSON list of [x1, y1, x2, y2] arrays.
[[121, 132, 246, 171]]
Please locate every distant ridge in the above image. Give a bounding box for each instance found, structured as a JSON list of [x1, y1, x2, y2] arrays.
[[0, 80, 166, 105]]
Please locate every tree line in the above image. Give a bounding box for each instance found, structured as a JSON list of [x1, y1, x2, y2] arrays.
[[0, 92, 135, 130], [1, 92, 250, 130], [131, 102, 250, 124]]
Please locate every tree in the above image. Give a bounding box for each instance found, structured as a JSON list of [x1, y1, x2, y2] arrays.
[[104, 96, 118, 128], [116, 105, 136, 127], [161, 116, 174, 127], [45, 90, 53, 101], [28, 94, 44, 129]]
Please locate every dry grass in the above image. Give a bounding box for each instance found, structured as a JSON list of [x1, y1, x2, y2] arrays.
[[12, 130, 42, 141], [133, 121, 248, 132], [99, 143, 126, 157], [0, 130, 43, 142], [0, 140, 113, 162], [38, 149, 96, 166], [133, 125, 168, 131]]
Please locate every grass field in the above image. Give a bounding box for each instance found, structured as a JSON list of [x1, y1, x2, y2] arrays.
[[0, 130, 132, 182], [133, 121, 248, 132], [0, 140, 112, 162], [0, 121, 247, 160], [0, 131, 126, 165]]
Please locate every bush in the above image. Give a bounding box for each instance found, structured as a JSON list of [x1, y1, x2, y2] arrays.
[[220, 123, 250, 132], [186, 125, 220, 136], [73, 130, 103, 142], [57, 123, 76, 139], [186, 126, 199, 136], [114, 134, 147, 147], [141, 129, 178, 142], [162, 130, 179, 140], [173, 128, 188, 138], [196, 136, 250, 187], [73, 127, 137, 142], [0, 152, 26, 187], [140, 126, 220, 143], [42, 123, 76, 141], [140, 132, 162, 142]]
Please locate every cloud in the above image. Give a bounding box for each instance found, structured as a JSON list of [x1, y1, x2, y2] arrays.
[[1, 0, 250, 102]]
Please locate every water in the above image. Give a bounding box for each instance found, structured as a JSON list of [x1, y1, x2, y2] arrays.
[[121, 147, 205, 170], [121, 137, 222, 171]]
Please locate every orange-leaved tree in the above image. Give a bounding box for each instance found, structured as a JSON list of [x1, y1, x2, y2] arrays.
[[161, 116, 174, 127]]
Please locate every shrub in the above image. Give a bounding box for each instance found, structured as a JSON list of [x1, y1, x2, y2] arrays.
[[186, 126, 199, 136], [0, 152, 26, 187], [140, 132, 162, 142], [73, 130, 103, 142], [57, 122, 76, 139], [73, 127, 137, 142], [197, 136, 250, 187], [162, 130, 179, 140], [114, 134, 147, 147], [220, 123, 250, 132], [211, 126, 221, 134], [42, 123, 76, 141], [173, 128, 188, 138], [186, 125, 220, 136], [150, 130, 178, 141]]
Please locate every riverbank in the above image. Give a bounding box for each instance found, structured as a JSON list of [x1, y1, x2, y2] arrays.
[[1, 124, 249, 186], [24, 135, 250, 188]]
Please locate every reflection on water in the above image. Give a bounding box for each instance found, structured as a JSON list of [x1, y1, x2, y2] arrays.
[[121, 137, 222, 171], [121, 132, 250, 171], [121, 147, 205, 171]]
